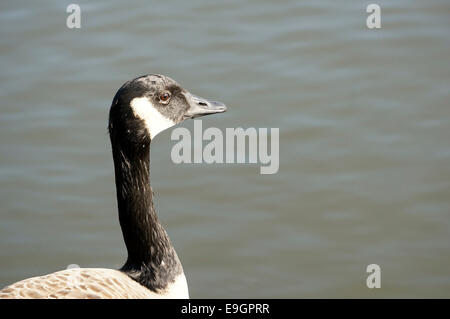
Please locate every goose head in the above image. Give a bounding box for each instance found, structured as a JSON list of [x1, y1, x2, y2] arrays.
[[109, 74, 226, 145]]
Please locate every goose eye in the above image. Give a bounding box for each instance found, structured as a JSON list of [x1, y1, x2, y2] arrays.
[[159, 92, 171, 103]]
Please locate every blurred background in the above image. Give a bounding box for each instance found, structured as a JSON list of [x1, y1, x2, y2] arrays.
[[0, 0, 449, 298]]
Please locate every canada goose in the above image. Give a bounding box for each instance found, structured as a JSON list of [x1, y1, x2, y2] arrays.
[[0, 74, 226, 299]]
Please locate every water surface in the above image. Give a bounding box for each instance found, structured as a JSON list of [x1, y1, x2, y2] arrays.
[[0, 0, 449, 297]]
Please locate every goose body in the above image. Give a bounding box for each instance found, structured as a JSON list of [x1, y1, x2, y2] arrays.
[[0, 74, 226, 299], [0, 269, 187, 299]]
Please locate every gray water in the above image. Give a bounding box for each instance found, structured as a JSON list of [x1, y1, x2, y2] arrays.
[[0, 0, 449, 298]]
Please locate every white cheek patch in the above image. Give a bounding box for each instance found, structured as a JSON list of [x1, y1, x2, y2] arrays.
[[130, 97, 175, 139]]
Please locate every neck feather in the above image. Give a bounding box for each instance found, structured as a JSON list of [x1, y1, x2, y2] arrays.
[[110, 138, 183, 292]]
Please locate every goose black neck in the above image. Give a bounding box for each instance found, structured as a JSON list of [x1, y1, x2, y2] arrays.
[[109, 128, 182, 292]]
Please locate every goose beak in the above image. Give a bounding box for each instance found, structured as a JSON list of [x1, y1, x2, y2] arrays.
[[184, 92, 227, 119]]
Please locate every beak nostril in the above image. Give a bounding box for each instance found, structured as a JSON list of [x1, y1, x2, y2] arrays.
[[198, 101, 207, 106]]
